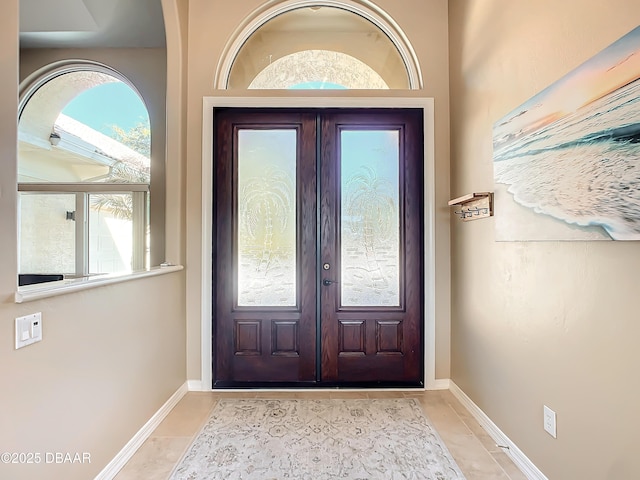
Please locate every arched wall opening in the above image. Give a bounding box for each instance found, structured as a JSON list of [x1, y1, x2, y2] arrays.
[[18, 61, 153, 279]]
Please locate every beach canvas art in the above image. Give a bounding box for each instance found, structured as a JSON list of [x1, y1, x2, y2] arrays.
[[493, 26, 640, 241]]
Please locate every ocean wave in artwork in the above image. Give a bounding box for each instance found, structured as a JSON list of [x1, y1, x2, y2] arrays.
[[494, 78, 640, 240]]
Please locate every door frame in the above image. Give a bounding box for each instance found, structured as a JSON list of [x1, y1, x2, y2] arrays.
[[201, 95, 436, 389]]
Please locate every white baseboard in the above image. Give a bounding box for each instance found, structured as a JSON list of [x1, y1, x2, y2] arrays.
[[428, 378, 451, 390], [449, 381, 548, 480], [187, 379, 207, 391], [94, 382, 189, 480]]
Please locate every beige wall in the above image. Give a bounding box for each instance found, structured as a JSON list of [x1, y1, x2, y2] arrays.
[[0, 275, 185, 480], [183, 0, 453, 382], [0, 3, 187, 480], [449, 1, 640, 478]]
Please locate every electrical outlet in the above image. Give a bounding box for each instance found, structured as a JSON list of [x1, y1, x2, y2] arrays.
[[543, 405, 557, 438], [15, 313, 43, 349]]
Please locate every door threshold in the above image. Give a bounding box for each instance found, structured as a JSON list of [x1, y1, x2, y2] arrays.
[[212, 381, 425, 390]]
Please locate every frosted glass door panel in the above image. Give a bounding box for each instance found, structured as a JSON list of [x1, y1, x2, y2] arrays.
[[237, 129, 297, 306], [340, 130, 400, 307], [19, 193, 75, 274]]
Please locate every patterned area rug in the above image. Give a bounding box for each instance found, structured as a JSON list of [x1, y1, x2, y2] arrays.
[[170, 398, 466, 480]]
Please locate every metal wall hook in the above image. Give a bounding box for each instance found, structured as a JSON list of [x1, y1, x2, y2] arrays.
[[448, 192, 494, 222]]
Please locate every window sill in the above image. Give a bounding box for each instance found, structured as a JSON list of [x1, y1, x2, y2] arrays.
[[15, 265, 184, 303]]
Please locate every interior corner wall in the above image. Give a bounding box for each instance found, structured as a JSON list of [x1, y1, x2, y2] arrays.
[[162, 0, 189, 267], [0, 40, 186, 480], [448, 1, 640, 478], [183, 0, 452, 383]]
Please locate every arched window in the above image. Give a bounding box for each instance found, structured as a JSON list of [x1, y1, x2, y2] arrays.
[[218, 2, 422, 90], [18, 63, 151, 283]]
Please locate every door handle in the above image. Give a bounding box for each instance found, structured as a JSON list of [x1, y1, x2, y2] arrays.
[[322, 279, 338, 286]]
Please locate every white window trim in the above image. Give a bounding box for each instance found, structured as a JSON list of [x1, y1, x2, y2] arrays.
[[19, 60, 144, 117], [15, 264, 183, 303], [214, 0, 424, 90], [201, 95, 436, 389]]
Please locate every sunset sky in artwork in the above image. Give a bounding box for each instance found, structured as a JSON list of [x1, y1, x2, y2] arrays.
[[494, 25, 640, 139]]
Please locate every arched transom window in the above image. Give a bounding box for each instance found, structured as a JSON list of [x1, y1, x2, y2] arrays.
[[221, 2, 422, 90]]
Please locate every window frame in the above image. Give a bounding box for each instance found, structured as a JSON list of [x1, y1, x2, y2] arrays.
[[18, 182, 149, 277]]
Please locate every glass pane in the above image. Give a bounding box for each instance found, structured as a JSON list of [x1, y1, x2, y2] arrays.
[[341, 130, 400, 306], [19, 193, 75, 275], [89, 193, 133, 274], [249, 50, 388, 89], [237, 130, 297, 306]]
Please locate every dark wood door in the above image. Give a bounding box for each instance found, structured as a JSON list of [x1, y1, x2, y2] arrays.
[[319, 111, 423, 384], [213, 108, 423, 387], [213, 110, 318, 385]]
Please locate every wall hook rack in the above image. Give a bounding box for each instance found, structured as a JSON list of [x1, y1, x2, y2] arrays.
[[448, 192, 493, 221]]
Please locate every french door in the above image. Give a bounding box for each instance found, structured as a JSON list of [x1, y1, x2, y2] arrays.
[[213, 108, 423, 387]]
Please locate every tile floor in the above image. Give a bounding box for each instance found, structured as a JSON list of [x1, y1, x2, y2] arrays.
[[114, 389, 528, 480]]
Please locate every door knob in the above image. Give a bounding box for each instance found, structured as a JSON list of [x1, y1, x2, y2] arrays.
[[322, 279, 337, 286]]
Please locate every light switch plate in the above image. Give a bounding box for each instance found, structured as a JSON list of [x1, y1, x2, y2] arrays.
[[15, 312, 42, 349]]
